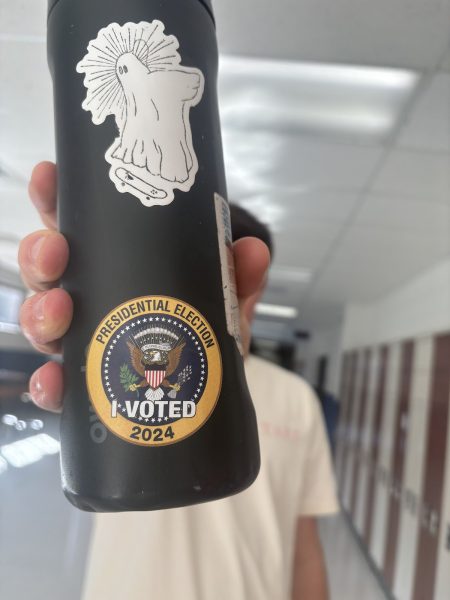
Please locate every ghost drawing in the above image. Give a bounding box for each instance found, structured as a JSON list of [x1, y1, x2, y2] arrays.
[[76, 21, 205, 207]]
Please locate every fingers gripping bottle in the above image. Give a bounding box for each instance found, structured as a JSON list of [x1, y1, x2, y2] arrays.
[[47, 0, 260, 511]]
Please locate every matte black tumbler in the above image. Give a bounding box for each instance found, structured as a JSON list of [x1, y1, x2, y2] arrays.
[[47, 0, 260, 512]]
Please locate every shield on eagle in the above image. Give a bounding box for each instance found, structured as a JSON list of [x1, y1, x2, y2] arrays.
[[145, 368, 167, 390]]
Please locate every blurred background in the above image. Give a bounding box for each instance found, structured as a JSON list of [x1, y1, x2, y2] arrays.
[[0, 0, 449, 599]]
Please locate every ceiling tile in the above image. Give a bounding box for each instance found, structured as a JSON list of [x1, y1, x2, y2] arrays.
[[275, 189, 360, 224], [235, 189, 359, 239], [310, 224, 449, 303], [266, 137, 383, 191], [0, 0, 47, 37], [215, 0, 450, 70], [224, 130, 383, 197], [298, 299, 344, 329], [371, 149, 450, 203], [397, 73, 450, 152], [271, 221, 342, 270], [354, 193, 450, 233]]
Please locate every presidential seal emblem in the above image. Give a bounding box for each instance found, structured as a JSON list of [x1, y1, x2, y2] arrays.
[[86, 296, 222, 446], [76, 21, 205, 207]]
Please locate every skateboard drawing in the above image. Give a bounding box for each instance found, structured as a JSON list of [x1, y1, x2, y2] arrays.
[[115, 168, 168, 203], [76, 21, 205, 207]]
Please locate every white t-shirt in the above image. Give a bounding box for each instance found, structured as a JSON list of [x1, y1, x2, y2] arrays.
[[82, 356, 338, 600]]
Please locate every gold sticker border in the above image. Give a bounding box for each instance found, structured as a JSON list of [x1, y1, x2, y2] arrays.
[[86, 295, 222, 447]]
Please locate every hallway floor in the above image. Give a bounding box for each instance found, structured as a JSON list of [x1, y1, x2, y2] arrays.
[[320, 513, 387, 600]]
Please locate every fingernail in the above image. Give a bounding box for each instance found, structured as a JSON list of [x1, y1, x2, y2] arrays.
[[30, 370, 46, 407], [29, 235, 46, 264], [32, 293, 48, 323]]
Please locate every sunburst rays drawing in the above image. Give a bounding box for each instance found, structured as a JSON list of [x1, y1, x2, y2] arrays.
[[76, 21, 205, 207]]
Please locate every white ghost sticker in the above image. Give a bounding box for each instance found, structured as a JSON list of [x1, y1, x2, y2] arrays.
[[76, 21, 205, 207]]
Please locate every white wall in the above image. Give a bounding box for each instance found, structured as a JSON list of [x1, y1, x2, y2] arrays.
[[341, 257, 450, 350]]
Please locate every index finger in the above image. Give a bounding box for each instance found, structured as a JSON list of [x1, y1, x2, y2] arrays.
[[28, 161, 57, 230], [233, 237, 270, 300]]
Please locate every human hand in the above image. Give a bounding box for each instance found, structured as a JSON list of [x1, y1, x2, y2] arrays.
[[19, 161, 270, 412]]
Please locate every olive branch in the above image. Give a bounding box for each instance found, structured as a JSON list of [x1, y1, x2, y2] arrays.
[[120, 363, 138, 392]]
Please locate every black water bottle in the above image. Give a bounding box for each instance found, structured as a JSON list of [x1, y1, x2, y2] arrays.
[[47, 0, 260, 512]]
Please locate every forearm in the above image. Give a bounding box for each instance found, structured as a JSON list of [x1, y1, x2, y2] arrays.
[[292, 551, 329, 600], [291, 517, 329, 600]]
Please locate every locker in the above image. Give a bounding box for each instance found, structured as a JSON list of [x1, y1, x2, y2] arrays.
[[412, 334, 450, 600], [433, 382, 450, 600], [383, 340, 415, 590], [364, 346, 389, 549], [338, 352, 358, 496], [349, 349, 371, 518], [335, 353, 351, 486], [342, 350, 365, 512], [354, 349, 380, 536], [393, 336, 433, 600], [370, 343, 401, 568]]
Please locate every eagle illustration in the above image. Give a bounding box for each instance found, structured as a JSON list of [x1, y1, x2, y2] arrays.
[[126, 328, 186, 402]]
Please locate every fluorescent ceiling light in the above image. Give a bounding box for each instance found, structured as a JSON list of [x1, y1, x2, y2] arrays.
[[251, 319, 294, 343], [219, 55, 419, 142], [1, 434, 60, 469], [255, 303, 298, 319], [220, 55, 417, 89], [270, 266, 313, 284], [0, 322, 21, 334]]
